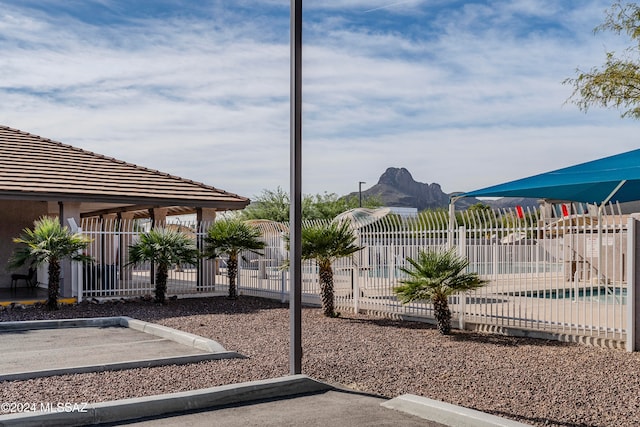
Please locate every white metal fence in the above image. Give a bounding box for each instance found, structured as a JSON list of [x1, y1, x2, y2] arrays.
[[79, 219, 220, 300], [77, 204, 630, 343]]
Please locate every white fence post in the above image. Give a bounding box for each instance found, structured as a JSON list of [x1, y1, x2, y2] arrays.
[[492, 243, 498, 281], [353, 231, 362, 314], [390, 243, 396, 280], [627, 217, 639, 352], [353, 266, 359, 314], [281, 270, 287, 303], [458, 225, 466, 330]]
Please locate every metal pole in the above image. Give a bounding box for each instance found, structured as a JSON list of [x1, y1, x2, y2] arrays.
[[289, 0, 303, 375], [359, 181, 365, 208]]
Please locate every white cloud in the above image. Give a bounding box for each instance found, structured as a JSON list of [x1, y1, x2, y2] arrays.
[[0, 0, 636, 202]]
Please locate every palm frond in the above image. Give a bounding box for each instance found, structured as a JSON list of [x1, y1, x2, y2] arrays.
[[127, 227, 200, 267], [395, 248, 486, 303], [203, 219, 265, 259], [299, 221, 363, 263], [9, 216, 93, 269]]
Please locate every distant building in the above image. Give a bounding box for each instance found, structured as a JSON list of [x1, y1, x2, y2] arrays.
[[388, 207, 418, 218]]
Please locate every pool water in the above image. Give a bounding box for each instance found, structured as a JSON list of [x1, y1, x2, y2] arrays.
[[510, 286, 626, 304]]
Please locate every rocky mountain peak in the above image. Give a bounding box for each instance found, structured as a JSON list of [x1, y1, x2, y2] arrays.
[[378, 167, 443, 195], [359, 167, 449, 210], [378, 167, 413, 187], [346, 167, 538, 211]]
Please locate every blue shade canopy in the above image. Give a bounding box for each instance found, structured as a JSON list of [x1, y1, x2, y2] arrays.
[[462, 149, 640, 204]]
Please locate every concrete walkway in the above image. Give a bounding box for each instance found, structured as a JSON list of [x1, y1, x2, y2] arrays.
[[110, 389, 442, 427], [0, 317, 240, 381]]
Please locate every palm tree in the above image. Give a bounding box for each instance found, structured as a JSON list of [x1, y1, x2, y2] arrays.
[[394, 248, 486, 335], [128, 227, 199, 304], [203, 219, 265, 299], [9, 216, 93, 310], [299, 221, 363, 317]]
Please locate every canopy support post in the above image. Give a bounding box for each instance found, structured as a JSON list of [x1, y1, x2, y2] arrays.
[[602, 180, 627, 206], [448, 196, 461, 249]]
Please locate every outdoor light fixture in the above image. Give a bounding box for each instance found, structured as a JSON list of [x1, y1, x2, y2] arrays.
[[359, 181, 366, 208]]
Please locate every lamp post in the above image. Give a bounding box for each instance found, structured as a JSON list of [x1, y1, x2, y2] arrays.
[[289, 0, 302, 375], [359, 181, 366, 208]]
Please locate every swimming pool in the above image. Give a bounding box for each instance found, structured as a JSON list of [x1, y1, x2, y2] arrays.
[[508, 286, 626, 303]]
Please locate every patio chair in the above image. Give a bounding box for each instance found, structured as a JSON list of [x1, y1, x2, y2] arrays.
[[11, 267, 36, 290]]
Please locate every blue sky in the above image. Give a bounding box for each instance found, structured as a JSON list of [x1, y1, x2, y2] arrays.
[[1, 0, 638, 201]]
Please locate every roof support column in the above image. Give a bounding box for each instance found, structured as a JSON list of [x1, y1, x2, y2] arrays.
[[147, 208, 169, 287], [196, 208, 217, 222], [197, 208, 217, 289], [118, 211, 135, 220], [149, 208, 169, 228], [59, 201, 81, 298], [118, 212, 136, 283]]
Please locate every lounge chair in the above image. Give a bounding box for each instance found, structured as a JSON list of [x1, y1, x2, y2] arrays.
[[11, 267, 36, 290]]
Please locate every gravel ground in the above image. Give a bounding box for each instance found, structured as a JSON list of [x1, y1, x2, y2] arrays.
[[1, 296, 639, 427]]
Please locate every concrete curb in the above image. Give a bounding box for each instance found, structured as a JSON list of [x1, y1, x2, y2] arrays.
[[0, 375, 333, 427], [0, 317, 124, 330], [0, 317, 242, 382], [354, 309, 625, 351], [122, 317, 227, 353], [467, 323, 626, 350], [0, 352, 242, 382], [382, 394, 532, 427], [0, 298, 76, 308], [0, 317, 228, 353]]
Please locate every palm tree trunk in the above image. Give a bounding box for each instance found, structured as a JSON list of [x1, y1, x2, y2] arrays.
[[319, 264, 336, 317], [432, 294, 451, 335], [227, 254, 238, 299], [155, 263, 169, 304], [47, 259, 60, 311]]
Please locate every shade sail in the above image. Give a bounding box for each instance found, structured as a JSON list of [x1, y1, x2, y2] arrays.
[[462, 149, 640, 204]]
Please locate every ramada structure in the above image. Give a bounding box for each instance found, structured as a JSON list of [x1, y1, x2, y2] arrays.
[[0, 125, 250, 294]]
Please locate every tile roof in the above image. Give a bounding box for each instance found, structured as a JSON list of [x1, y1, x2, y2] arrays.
[[0, 126, 250, 211]]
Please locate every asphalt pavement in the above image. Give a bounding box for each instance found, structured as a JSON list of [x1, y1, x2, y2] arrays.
[[0, 317, 531, 427], [0, 316, 240, 382]]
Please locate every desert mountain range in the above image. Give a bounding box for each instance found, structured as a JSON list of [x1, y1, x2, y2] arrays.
[[349, 167, 538, 211]]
